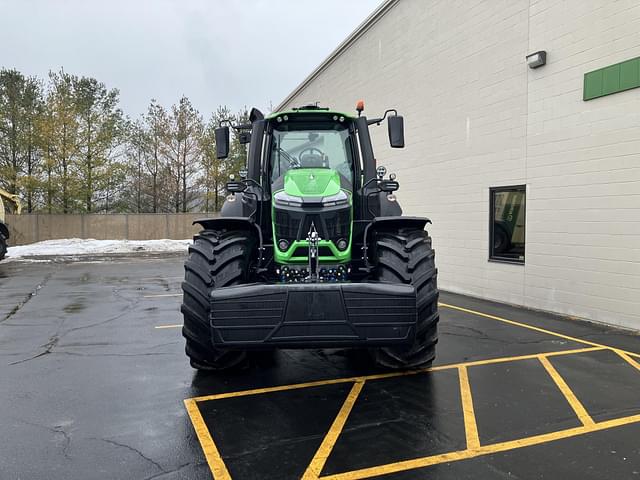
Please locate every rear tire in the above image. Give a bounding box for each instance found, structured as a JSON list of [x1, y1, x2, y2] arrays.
[[370, 228, 439, 369], [181, 229, 255, 371], [493, 222, 511, 254], [0, 234, 6, 261]]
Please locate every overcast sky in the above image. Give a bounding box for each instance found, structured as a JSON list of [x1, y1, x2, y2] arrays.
[[0, 0, 380, 118]]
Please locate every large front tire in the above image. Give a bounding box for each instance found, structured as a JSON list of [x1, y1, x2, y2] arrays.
[[370, 228, 439, 369], [181, 229, 255, 371]]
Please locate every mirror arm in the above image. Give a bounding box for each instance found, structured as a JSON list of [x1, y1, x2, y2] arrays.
[[218, 119, 252, 131], [366, 109, 399, 126], [381, 109, 398, 120]]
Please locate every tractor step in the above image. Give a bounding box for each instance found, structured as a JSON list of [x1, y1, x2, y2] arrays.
[[210, 282, 417, 348]]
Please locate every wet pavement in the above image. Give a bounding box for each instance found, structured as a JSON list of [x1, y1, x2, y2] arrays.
[[0, 256, 639, 479]]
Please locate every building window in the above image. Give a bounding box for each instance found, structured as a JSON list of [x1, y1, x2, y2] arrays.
[[490, 185, 526, 264]]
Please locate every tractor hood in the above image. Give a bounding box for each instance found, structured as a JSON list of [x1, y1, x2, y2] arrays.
[[284, 168, 341, 198]]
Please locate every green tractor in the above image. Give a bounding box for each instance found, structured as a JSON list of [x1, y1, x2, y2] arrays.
[[181, 103, 439, 370]]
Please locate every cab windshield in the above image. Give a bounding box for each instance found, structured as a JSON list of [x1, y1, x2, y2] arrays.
[[270, 127, 353, 185]]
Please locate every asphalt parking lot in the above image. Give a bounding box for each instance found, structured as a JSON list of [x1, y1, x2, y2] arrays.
[[1, 255, 639, 480]]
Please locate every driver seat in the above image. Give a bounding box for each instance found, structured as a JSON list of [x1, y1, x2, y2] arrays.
[[299, 153, 328, 168]]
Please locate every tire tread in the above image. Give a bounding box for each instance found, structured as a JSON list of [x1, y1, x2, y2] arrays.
[[181, 229, 254, 370], [371, 228, 439, 369]]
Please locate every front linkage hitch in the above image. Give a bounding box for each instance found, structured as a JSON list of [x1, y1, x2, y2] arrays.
[[306, 222, 320, 282], [276, 222, 349, 284], [303, 222, 351, 283]]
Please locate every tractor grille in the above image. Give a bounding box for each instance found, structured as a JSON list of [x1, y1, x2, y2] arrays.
[[274, 210, 299, 239], [325, 209, 351, 239], [274, 205, 351, 243]]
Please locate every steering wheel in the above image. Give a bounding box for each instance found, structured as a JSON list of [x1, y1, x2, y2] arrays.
[[299, 147, 325, 159], [298, 147, 327, 168]]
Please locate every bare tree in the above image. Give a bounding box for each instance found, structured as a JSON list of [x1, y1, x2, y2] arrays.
[[143, 100, 168, 213], [165, 96, 203, 213]]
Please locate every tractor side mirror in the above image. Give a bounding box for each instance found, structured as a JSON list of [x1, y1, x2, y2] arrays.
[[215, 126, 230, 159], [388, 115, 405, 148], [238, 131, 251, 145], [226, 181, 246, 194], [249, 107, 265, 122]]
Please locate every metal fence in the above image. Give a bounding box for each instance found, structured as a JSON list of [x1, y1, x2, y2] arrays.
[[4, 213, 216, 245]]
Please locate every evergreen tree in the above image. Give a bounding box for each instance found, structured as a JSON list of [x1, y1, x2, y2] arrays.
[[0, 68, 43, 206], [74, 76, 124, 212]]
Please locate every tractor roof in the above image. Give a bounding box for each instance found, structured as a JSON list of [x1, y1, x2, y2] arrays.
[[266, 106, 355, 121]]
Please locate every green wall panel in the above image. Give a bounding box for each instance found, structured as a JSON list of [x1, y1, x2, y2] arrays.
[[619, 59, 639, 90], [584, 57, 640, 100]]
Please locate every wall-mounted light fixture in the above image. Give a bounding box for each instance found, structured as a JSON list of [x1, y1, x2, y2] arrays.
[[526, 51, 547, 69]]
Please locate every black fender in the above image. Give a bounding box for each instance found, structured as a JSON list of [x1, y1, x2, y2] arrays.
[[193, 216, 254, 232], [362, 216, 432, 269], [0, 223, 9, 239], [193, 216, 265, 268], [370, 216, 431, 232]]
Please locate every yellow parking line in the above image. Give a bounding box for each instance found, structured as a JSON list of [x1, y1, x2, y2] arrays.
[[183, 300, 639, 479], [431, 346, 603, 373], [539, 356, 595, 427], [302, 381, 365, 479], [458, 366, 480, 450], [191, 377, 370, 403], [184, 343, 629, 479], [188, 346, 604, 403], [439, 302, 640, 359], [183, 399, 231, 480], [320, 413, 640, 480], [154, 324, 182, 329], [614, 349, 640, 372]]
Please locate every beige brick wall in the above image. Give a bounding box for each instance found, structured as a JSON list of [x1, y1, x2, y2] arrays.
[[5, 213, 208, 245], [281, 0, 640, 329]]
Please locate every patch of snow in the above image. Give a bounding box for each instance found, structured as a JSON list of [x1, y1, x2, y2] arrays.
[[7, 238, 192, 259]]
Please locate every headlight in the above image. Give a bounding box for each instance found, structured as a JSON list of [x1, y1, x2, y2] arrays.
[[274, 191, 303, 207], [277, 239, 289, 251], [320, 190, 349, 207], [274, 190, 350, 207]]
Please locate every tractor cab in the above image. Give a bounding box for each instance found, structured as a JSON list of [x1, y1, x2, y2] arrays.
[[213, 104, 405, 279], [266, 110, 356, 276]]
